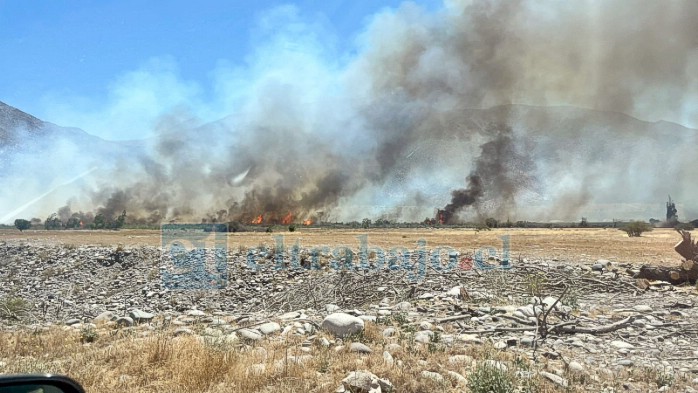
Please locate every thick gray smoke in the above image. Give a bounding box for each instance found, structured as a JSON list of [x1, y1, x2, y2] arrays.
[[3, 0, 698, 224], [439, 124, 535, 223]]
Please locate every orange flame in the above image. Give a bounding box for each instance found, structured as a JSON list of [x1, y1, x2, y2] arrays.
[[281, 212, 294, 225], [302, 219, 314, 226], [251, 215, 263, 224]]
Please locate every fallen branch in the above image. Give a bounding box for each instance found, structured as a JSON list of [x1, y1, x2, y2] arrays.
[[555, 315, 640, 334]]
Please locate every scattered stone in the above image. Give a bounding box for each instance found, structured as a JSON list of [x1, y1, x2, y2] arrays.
[[568, 361, 585, 374], [258, 322, 281, 335], [238, 328, 263, 342], [445, 370, 467, 386], [610, 341, 635, 350], [173, 328, 193, 336], [421, 371, 444, 383], [341, 371, 393, 393], [115, 317, 134, 327], [321, 313, 365, 338], [414, 330, 433, 344], [632, 304, 653, 313], [93, 311, 115, 324], [129, 309, 154, 323], [349, 342, 373, 354], [383, 351, 394, 366], [539, 371, 568, 388]]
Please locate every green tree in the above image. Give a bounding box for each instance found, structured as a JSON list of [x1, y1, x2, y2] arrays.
[[44, 213, 62, 230], [113, 210, 126, 229], [361, 218, 371, 229], [622, 221, 653, 237], [92, 213, 106, 229], [65, 214, 81, 229], [14, 219, 31, 232]]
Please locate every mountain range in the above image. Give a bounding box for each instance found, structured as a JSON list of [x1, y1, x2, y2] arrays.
[[1, 100, 696, 224]]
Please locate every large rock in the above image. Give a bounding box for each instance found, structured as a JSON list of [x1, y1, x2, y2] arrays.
[[238, 328, 263, 342], [321, 313, 365, 338], [129, 309, 154, 323], [93, 311, 115, 324], [349, 342, 373, 354], [341, 371, 393, 393], [258, 322, 281, 335]]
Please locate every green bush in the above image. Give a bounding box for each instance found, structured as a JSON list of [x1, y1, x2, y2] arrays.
[[0, 296, 33, 320], [468, 362, 514, 393], [288, 224, 296, 232], [14, 219, 31, 232], [676, 222, 694, 231], [622, 221, 653, 237], [80, 325, 99, 343]]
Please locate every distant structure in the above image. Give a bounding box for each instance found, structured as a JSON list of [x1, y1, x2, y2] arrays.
[[666, 195, 678, 223]]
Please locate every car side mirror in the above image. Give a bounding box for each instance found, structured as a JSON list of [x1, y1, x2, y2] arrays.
[[0, 374, 86, 393]]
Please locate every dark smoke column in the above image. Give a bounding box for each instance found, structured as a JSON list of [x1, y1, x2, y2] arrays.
[[438, 175, 483, 224], [437, 124, 535, 224]]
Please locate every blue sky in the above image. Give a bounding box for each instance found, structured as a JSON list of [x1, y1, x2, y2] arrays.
[[0, 0, 440, 139]]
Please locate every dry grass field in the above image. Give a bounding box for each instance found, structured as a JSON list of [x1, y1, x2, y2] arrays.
[[0, 227, 684, 265], [1, 227, 693, 392], [0, 320, 602, 393]]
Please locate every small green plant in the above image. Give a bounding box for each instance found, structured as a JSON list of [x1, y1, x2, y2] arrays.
[[428, 331, 444, 353], [621, 221, 653, 237], [468, 362, 515, 393], [288, 224, 296, 232], [317, 351, 330, 373], [0, 296, 33, 320], [80, 325, 99, 343], [265, 225, 273, 233], [655, 369, 674, 388], [514, 355, 530, 371], [562, 287, 580, 311], [392, 312, 408, 326], [524, 272, 548, 297]]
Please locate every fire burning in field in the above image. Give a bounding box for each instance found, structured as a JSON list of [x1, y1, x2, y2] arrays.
[[251, 215, 263, 225], [281, 212, 294, 225]]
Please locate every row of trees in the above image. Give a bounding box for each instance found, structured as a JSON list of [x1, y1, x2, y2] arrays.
[[13, 210, 127, 231]]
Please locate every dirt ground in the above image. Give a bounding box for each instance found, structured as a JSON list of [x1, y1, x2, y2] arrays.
[[0, 227, 684, 266]]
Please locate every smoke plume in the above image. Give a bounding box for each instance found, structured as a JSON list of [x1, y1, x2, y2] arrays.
[[3, 1, 698, 224]]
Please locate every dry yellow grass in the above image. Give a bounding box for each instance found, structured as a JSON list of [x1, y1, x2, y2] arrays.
[[0, 227, 684, 265], [1, 227, 691, 391], [0, 322, 610, 393], [1, 320, 688, 393]]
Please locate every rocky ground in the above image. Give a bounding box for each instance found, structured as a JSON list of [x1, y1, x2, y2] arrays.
[[1, 239, 698, 392]]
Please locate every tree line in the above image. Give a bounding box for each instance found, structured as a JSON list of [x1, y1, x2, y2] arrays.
[[14, 210, 127, 231]]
